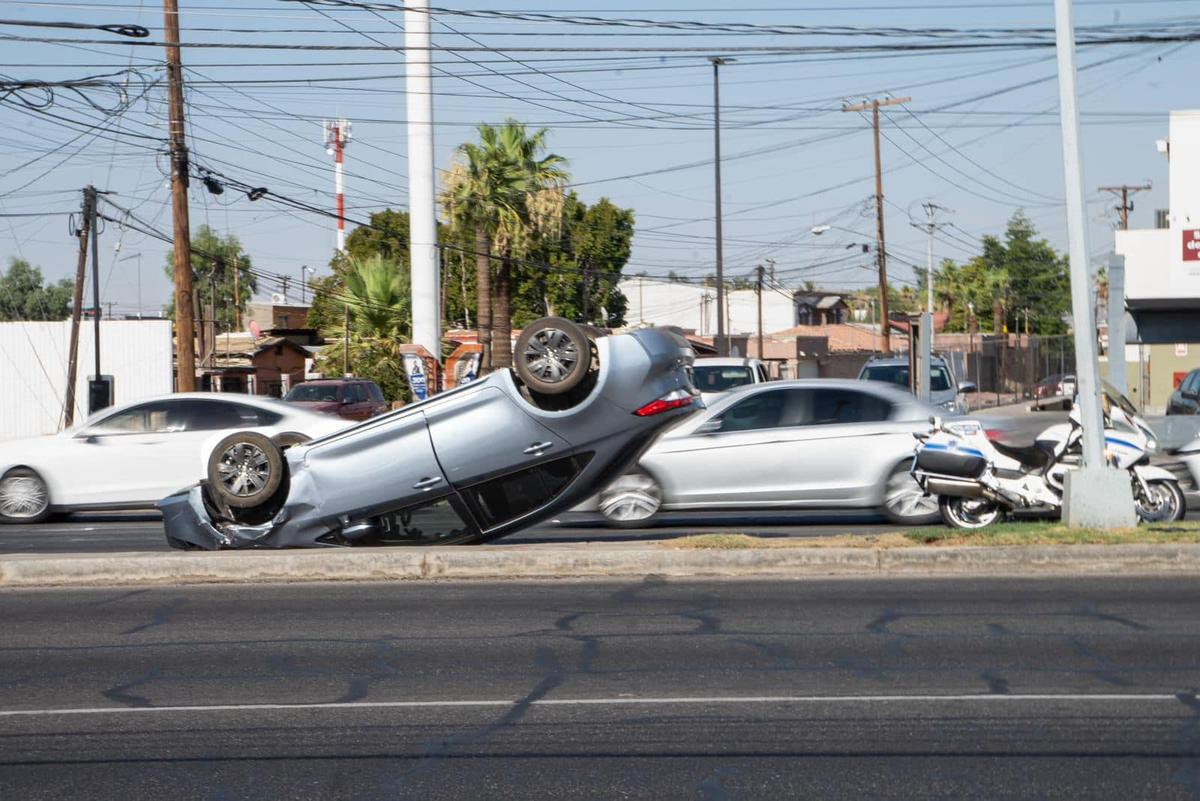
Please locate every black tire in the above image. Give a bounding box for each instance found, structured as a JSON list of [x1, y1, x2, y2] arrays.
[[880, 461, 941, 526], [0, 467, 51, 524], [206, 431, 284, 510], [515, 317, 593, 396]]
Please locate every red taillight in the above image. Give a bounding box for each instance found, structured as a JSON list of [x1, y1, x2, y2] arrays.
[[634, 389, 695, 417], [984, 428, 1003, 441]]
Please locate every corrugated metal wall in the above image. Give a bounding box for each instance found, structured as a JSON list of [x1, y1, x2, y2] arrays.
[[0, 320, 173, 440]]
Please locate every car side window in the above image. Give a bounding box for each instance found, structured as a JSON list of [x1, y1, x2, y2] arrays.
[[346, 384, 366, 404], [233, 404, 283, 426], [809, 388, 893, 425], [366, 383, 385, 403], [88, 401, 174, 434], [1186, 370, 1200, 395], [173, 400, 250, 431], [465, 454, 589, 530], [718, 390, 790, 432]]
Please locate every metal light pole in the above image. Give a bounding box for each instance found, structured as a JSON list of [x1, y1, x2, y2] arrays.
[[1053, 0, 1135, 527], [708, 56, 733, 357]]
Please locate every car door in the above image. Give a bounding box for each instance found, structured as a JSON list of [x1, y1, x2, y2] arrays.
[[302, 408, 449, 520], [424, 384, 572, 490], [646, 387, 803, 507], [68, 399, 204, 505]]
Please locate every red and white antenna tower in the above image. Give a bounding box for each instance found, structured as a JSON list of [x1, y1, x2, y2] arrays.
[[323, 119, 352, 252]]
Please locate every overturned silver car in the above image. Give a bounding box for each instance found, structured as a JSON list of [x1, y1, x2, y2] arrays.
[[159, 319, 698, 549]]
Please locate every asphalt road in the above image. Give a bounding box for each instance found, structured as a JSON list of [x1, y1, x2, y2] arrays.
[[3, 577, 1200, 799], [0, 510, 934, 554]]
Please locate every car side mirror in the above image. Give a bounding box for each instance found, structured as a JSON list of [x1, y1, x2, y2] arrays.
[[342, 397, 354, 405], [81, 434, 100, 444], [696, 418, 723, 435], [958, 381, 978, 394]]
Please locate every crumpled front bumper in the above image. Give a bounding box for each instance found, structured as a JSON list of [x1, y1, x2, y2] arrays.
[[158, 485, 282, 549]]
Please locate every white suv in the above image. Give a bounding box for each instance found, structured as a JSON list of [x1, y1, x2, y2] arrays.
[[692, 357, 769, 405]]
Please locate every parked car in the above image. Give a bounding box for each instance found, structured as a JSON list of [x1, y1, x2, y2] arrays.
[[1167, 368, 1200, 415], [591, 379, 943, 528], [284, 378, 389, 420], [692, 357, 769, 405], [0, 394, 350, 524], [858, 354, 975, 415], [1035, 373, 1077, 400], [158, 318, 699, 549]]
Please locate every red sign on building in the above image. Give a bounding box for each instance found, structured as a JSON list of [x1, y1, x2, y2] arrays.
[[1184, 229, 1200, 261]]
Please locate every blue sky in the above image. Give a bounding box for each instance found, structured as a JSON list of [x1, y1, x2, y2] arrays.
[[1, 0, 1196, 320]]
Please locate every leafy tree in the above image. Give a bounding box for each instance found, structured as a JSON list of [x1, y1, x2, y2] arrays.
[[163, 226, 256, 330], [932, 212, 1068, 334], [441, 119, 570, 371], [313, 255, 412, 403], [0, 258, 73, 321]]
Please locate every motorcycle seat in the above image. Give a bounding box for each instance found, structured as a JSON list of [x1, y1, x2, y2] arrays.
[[992, 440, 1055, 471]]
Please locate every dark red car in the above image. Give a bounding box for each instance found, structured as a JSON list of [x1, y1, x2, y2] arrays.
[[283, 379, 388, 421]]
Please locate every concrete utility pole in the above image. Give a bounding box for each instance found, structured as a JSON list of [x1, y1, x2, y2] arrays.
[[232, 253, 241, 330], [843, 96, 909, 354], [63, 187, 94, 428], [910, 202, 949, 401], [1053, 0, 1135, 527], [1098, 182, 1152, 230], [342, 304, 350, 376], [163, 0, 197, 392], [88, 185, 100, 384], [709, 56, 734, 357], [405, 0, 441, 366], [323, 120, 351, 252]]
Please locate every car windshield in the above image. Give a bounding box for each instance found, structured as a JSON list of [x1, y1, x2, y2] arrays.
[[285, 384, 340, 402], [862, 364, 953, 392], [694, 365, 755, 392]]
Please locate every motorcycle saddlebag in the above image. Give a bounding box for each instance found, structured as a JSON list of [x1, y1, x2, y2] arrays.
[[915, 444, 987, 479]]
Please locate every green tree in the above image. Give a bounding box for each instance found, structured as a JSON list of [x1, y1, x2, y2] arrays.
[[313, 255, 412, 403], [932, 212, 1068, 334], [441, 119, 570, 372], [163, 226, 256, 330], [0, 258, 73, 321]]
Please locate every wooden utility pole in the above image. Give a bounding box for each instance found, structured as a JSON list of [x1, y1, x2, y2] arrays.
[[89, 186, 101, 383], [63, 187, 94, 428], [843, 96, 910, 354], [755, 264, 765, 361], [163, 0, 197, 391], [1098, 183, 1152, 230]]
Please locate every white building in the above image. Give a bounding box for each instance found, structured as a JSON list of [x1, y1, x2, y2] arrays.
[[1115, 109, 1200, 341], [620, 277, 795, 335]]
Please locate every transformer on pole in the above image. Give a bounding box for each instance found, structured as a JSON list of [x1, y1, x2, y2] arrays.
[[323, 119, 352, 253]]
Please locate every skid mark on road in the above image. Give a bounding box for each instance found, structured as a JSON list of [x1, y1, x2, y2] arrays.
[[121, 597, 187, 635], [100, 668, 161, 708]]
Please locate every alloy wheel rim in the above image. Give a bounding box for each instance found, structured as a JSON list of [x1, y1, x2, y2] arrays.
[[1137, 483, 1177, 521], [599, 474, 662, 522], [216, 443, 271, 497], [952, 498, 1000, 527], [885, 470, 939, 520], [0, 475, 48, 519], [523, 328, 580, 384]]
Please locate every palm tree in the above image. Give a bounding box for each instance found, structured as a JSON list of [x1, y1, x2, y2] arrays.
[[440, 120, 569, 372]]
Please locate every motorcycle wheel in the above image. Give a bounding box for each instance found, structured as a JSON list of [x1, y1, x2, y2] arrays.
[[1134, 479, 1186, 523], [939, 496, 1005, 530]]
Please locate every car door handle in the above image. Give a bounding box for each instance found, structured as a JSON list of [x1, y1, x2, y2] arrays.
[[523, 441, 554, 455], [412, 476, 443, 490]]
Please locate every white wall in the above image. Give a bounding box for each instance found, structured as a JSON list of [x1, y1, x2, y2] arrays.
[[0, 320, 173, 440], [1116, 110, 1200, 305], [620, 278, 794, 335]]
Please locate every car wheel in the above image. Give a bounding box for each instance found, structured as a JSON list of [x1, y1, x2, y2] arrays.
[[515, 317, 593, 396], [207, 431, 285, 509], [0, 468, 51, 524], [597, 471, 662, 528], [881, 461, 941, 525]]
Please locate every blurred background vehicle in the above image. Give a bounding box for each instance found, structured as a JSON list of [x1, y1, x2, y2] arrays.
[[0, 394, 348, 523], [1034, 372, 1077, 400], [592, 378, 942, 528], [691, 356, 769, 405], [283, 378, 388, 420], [857, 354, 976, 415], [1167, 368, 1200, 415]]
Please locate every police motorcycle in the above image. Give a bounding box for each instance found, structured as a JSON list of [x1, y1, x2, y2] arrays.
[[912, 383, 1187, 529]]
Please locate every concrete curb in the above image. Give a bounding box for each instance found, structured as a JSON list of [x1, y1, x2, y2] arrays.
[[3, 543, 1200, 587]]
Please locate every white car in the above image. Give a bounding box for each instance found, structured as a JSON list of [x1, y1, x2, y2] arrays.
[[0, 394, 350, 523], [692, 357, 769, 406]]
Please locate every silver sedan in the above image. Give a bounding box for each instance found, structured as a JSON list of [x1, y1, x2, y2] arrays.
[[594, 378, 942, 526]]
